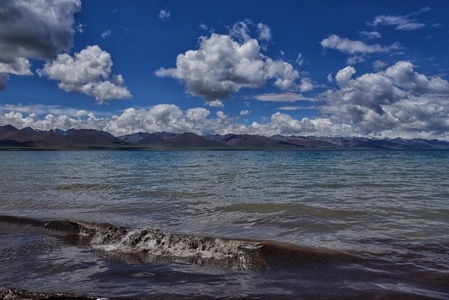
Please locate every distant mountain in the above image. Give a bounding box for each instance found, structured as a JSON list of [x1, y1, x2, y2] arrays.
[[0, 125, 128, 149], [1, 125, 449, 150], [207, 134, 449, 150], [120, 132, 229, 149]]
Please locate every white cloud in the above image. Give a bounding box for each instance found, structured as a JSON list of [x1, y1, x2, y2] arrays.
[[299, 78, 314, 92], [159, 9, 170, 20], [106, 105, 185, 136], [323, 61, 449, 135], [370, 16, 425, 31], [346, 55, 366, 65], [358, 31, 382, 39], [75, 110, 88, 118], [76, 23, 86, 33], [0, 58, 33, 76], [321, 34, 400, 55], [251, 92, 313, 102], [206, 100, 224, 108], [3, 87, 449, 139], [185, 107, 210, 121], [1, 110, 82, 131], [230, 20, 252, 41], [199, 23, 208, 31], [0, 103, 98, 117], [321, 34, 401, 65], [335, 66, 356, 85], [368, 7, 430, 31], [256, 23, 272, 42], [240, 109, 251, 116], [296, 53, 305, 66], [0, 103, 326, 137], [156, 21, 300, 102], [277, 106, 303, 111], [0, 0, 81, 89], [38, 45, 132, 104], [385, 61, 449, 94], [372, 60, 388, 71], [101, 30, 111, 38]]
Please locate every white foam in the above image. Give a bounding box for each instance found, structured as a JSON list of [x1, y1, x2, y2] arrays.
[[87, 226, 263, 261]]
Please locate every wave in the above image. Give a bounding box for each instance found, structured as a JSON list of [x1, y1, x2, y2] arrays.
[[2, 215, 449, 299], [2, 214, 448, 273], [71, 219, 359, 270], [0, 215, 355, 270]]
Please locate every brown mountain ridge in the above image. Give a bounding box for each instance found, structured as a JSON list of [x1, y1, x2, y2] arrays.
[[1, 125, 449, 150]]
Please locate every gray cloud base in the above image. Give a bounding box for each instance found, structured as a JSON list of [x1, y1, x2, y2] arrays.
[[0, 0, 81, 89]]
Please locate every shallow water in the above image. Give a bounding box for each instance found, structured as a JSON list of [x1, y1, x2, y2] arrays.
[[1, 150, 448, 299]]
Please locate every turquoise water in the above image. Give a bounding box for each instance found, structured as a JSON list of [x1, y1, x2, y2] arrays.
[[1, 150, 449, 298]]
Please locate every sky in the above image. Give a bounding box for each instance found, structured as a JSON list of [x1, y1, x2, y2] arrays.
[[1, 0, 449, 139]]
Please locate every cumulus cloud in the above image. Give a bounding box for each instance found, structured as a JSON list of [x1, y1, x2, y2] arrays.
[[368, 7, 430, 31], [299, 78, 314, 92], [0, 58, 33, 76], [323, 61, 449, 135], [3, 87, 449, 140], [156, 21, 300, 102], [0, 0, 81, 89], [335, 66, 356, 85], [1, 110, 87, 131], [0, 58, 33, 87], [0, 103, 95, 117], [0, 103, 355, 138], [185, 107, 210, 121], [206, 100, 225, 108], [38, 45, 132, 104], [385, 61, 449, 94]]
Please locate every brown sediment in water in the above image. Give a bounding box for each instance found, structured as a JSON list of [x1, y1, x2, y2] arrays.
[[0, 286, 442, 300], [1, 215, 449, 300], [0, 287, 97, 300]]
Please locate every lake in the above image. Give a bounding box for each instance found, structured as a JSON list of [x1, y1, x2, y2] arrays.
[[1, 150, 448, 299]]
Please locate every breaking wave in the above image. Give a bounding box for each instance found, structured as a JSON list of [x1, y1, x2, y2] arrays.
[[0, 215, 353, 270], [72, 219, 269, 268], [2, 215, 449, 299]]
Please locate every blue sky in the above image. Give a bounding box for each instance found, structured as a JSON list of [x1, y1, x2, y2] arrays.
[[1, 0, 449, 139]]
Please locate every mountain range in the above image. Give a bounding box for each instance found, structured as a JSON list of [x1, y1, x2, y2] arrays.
[[1, 124, 449, 150]]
